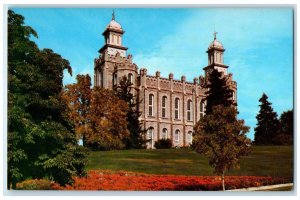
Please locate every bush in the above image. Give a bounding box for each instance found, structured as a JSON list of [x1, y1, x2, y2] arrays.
[[272, 133, 292, 145], [154, 139, 172, 149], [16, 179, 56, 190]]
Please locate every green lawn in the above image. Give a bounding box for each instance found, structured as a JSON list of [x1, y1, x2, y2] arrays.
[[86, 146, 293, 178]]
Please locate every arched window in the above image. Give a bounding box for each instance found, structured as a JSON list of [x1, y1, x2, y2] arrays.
[[128, 73, 133, 84], [149, 94, 154, 116], [175, 98, 180, 120], [113, 73, 117, 86], [98, 71, 103, 88], [162, 96, 167, 118], [162, 128, 168, 139], [187, 100, 193, 121], [187, 131, 193, 145], [148, 127, 154, 149], [200, 101, 205, 119], [174, 130, 180, 146]]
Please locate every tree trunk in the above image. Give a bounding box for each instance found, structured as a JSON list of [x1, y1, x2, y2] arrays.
[[221, 172, 225, 191]]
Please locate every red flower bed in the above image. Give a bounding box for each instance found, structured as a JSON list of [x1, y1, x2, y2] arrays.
[[52, 170, 289, 191]]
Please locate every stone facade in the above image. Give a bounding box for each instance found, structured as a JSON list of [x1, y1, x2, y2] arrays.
[[94, 15, 237, 148]]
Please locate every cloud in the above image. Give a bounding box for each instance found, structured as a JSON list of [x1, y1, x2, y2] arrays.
[[133, 8, 293, 140]]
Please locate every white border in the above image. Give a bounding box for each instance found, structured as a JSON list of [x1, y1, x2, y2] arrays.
[[1, 0, 299, 199]]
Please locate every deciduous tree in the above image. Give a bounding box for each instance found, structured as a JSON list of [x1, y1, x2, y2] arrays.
[[86, 87, 130, 150], [193, 105, 251, 191], [8, 10, 88, 189], [62, 74, 92, 146]]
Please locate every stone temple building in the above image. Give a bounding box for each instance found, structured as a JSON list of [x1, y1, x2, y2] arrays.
[[94, 13, 237, 148]]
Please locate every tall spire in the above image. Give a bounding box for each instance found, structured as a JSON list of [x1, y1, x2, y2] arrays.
[[213, 31, 218, 40], [112, 9, 115, 21]]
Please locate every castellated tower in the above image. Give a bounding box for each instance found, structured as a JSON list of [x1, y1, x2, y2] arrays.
[[94, 11, 138, 95], [203, 32, 237, 104], [94, 14, 237, 149]]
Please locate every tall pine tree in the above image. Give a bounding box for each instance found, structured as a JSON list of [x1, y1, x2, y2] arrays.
[[254, 93, 279, 145], [205, 69, 236, 114], [114, 76, 147, 149]]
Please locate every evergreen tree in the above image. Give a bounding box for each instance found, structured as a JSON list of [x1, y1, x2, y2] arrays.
[[273, 109, 293, 145], [254, 93, 279, 145], [114, 76, 147, 149], [8, 10, 88, 189], [205, 69, 236, 114]]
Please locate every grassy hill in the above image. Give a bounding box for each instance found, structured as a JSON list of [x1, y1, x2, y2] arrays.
[[86, 146, 293, 178]]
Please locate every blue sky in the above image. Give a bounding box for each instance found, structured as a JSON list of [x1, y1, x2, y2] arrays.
[[11, 7, 294, 140]]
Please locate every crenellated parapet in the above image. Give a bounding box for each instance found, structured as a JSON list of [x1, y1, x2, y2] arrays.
[[139, 70, 206, 96]]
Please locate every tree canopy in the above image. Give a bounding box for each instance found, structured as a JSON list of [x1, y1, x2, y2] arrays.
[[8, 10, 88, 189], [193, 105, 251, 190], [62, 74, 92, 146], [114, 76, 147, 149], [86, 87, 130, 150], [193, 69, 250, 190], [63, 76, 130, 150], [254, 93, 279, 145], [204, 69, 236, 115]]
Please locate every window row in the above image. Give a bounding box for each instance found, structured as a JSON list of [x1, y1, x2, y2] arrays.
[[107, 34, 121, 45], [147, 127, 193, 148], [148, 94, 205, 120], [113, 73, 134, 86]]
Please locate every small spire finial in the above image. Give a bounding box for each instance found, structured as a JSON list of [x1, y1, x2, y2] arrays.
[[213, 31, 218, 40], [112, 9, 115, 20]]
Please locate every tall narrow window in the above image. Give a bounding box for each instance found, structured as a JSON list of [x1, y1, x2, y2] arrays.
[[162, 96, 167, 118], [113, 73, 117, 86], [232, 91, 235, 101], [117, 35, 120, 44], [175, 98, 180, 120], [148, 127, 154, 149], [98, 71, 103, 88], [200, 101, 205, 119], [111, 34, 114, 43], [187, 131, 193, 145], [174, 130, 180, 146], [128, 73, 133, 84], [149, 94, 154, 116], [187, 100, 192, 121], [162, 128, 168, 139]]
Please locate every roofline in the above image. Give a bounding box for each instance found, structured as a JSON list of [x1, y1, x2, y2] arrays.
[[203, 63, 229, 70], [102, 28, 125, 35], [99, 44, 128, 53]]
